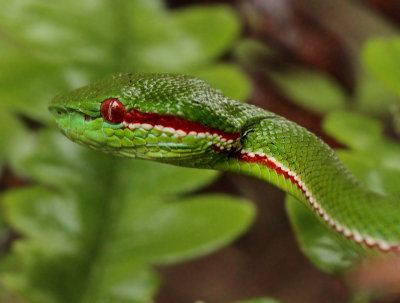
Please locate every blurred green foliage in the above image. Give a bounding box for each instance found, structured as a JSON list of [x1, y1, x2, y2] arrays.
[[2, 131, 254, 303], [286, 194, 361, 274], [234, 37, 399, 117], [0, 0, 254, 302], [269, 68, 399, 116], [269, 69, 348, 114], [363, 37, 400, 98], [363, 37, 400, 135]]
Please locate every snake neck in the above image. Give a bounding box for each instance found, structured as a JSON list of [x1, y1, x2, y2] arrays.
[[212, 117, 400, 253]]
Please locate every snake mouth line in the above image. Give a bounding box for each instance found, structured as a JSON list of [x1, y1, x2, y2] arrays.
[[235, 149, 400, 253], [99, 98, 242, 150]]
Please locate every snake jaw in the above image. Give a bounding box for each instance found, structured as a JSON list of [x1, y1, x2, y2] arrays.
[[50, 110, 235, 165]]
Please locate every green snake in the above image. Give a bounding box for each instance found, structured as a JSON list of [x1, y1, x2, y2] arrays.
[[49, 73, 400, 254]]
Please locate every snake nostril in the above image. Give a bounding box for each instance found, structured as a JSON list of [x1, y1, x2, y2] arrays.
[[50, 107, 66, 119]]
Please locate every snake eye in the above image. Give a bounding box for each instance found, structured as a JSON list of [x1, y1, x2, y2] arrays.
[[100, 98, 126, 124]]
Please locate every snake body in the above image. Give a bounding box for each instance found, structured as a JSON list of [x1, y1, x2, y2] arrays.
[[49, 73, 400, 253]]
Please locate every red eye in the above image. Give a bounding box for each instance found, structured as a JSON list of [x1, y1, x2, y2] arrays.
[[100, 98, 126, 124]]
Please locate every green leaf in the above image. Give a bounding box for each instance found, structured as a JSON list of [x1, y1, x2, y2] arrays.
[[336, 150, 400, 198], [286, 196, 360, 274], [115, 195, 254, 264], [0, 107, 28, 170], [363, 38, 400, 97], [323, 111, 383, 150], [174, 5, 240, 67], [328, 112, 400, 196], [0, 253, 27, 303], [270, 69, 347, 114], [127, 3, 240, 73], [0, 0, 245, 121], [0, 49, 90, 123], [1, 130, 255, 303], [355, 71, 399, 116], [0, 282, 27, 303], [192, 64, 252, 101], [323, 111, 400, 172], [233, 38, 274, 69]]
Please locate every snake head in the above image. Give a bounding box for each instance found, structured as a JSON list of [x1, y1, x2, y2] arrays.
[[49, 73, 243, 166]]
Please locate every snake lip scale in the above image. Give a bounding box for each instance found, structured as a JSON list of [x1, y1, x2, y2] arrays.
[[120, 121, 238, 151], [49, 73, 400, 254], [121, 106, 241, 142]]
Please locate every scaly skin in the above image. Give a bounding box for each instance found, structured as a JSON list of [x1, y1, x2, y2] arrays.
[[49, 73, 400, 253]]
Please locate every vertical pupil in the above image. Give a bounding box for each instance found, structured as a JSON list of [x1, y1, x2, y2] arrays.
[[100, 98, 125, 124]]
